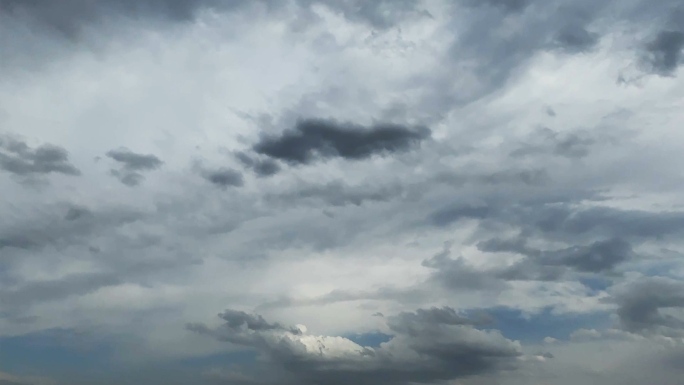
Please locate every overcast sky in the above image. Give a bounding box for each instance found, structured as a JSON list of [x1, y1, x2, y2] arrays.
[[1, 0, 684, 384]]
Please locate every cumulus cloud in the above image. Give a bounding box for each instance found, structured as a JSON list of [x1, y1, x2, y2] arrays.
[[189, 307, 522, 385]]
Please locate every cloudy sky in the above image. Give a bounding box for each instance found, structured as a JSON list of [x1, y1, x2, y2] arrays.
[[1, 0, 684, 384]]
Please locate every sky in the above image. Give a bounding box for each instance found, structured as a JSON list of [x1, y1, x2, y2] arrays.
[[1, 0, 684, 384]]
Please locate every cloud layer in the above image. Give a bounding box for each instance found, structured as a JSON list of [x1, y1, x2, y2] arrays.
[[1, 0, 684, 384]]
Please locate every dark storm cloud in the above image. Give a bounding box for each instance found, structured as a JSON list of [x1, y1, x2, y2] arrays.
[[106, 148, 163, 186], [252, 118, 430, 165], [189, 307, 522, 385], [0, 134, 80, 178], [612, 277, 684, 335], [640, 30, 684, 76]]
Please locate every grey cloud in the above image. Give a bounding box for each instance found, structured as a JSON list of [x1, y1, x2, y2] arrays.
[[0, 272, 121, 308], [0, 134, 80, 178], [433, 168, 549, 188], [203, 168, 244, 188], [235, 152, 281, 177], [1, 0, 422, 41], [464, 0, 531, 13], [189, 307, 522, 385], [613, 277, 684, 335], [252, 118, 430, 165], [450, 201, 684, 244], [64, 206, 92, 221], [0, 381, 25, 385], [477, 236, 538, 257], [550, 238, 633, 273], [106, 148, 163, 186], [255, 286, 425, 312], [217, 309, 302, 334], [265, 180, 404, 208], [417, 0, 684, 115], [510, 128, 597, 159], [423, 243, 510, 292], [479, 237, 633, 273], [0, 0, 263, 38], [298, 0, 426, 30], [386, 307, 489, 331], [641, 30, 684, 76], [0, 204, 143, 251], [423, 235, 632, 295], [429, 0, 606, 110], [552, 25, 599, 53], [523, 206, 684, 240], [106, 148, 163, 171], [430, 205, 491, 227]]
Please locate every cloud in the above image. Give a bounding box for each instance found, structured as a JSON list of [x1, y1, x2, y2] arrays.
[[0, 0, 262, 38], [1, 0, 684, 383], [0, 203, 142, 251], [305, 0, 427, 29], [0, 0, 424, 42], [641, 30, 684, 76], [478, 237, 634, 273], [552, 25, 599, 53], [189, 307, 523, 385], [265, 180, 404, 207], [235, 152, 281, 177], [0, 371, 55, 385], [429, 205, 492, 227], [252, 118, 430, 165], [105, 148, 163, 186], [510, 128, 599, 159], [0, 272, 121, 308], [612, 277, 684, 336], [0, 134, 80, 178], [202, 168, 245, 188]]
